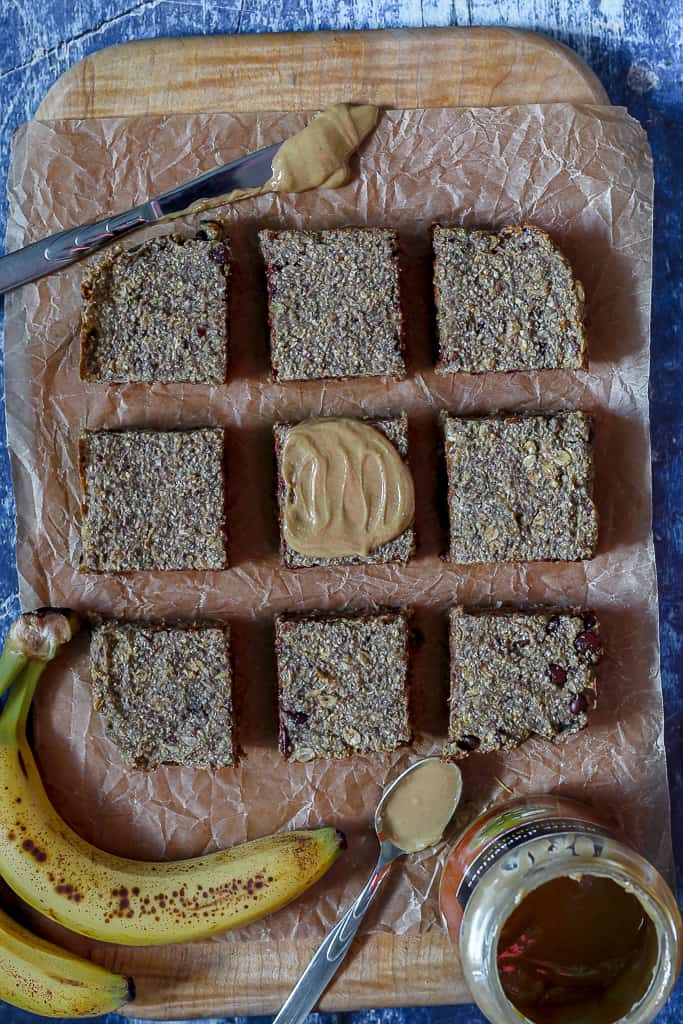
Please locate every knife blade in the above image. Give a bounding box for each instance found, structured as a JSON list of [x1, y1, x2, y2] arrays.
[[0, 141, 282, 295]]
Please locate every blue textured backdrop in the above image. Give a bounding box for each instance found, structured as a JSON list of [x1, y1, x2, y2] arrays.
[[0, 2, 682, 1022]]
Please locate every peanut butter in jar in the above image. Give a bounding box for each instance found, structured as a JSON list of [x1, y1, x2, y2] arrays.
[[439, 795, 682, 1024]]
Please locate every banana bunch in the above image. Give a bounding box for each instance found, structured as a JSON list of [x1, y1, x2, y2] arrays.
[[0, 611, 344, 1015]]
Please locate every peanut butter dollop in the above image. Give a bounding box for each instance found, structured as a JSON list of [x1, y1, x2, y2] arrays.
[[281, 418, 415, 559]]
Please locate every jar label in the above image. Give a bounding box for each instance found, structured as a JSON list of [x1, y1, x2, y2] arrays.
[[456, 817, 614, 911]]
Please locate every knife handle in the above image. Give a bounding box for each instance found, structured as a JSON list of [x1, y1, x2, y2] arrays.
[[0, 201, 160, 295]]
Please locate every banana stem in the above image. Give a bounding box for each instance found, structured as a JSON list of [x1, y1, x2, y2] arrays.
[[0, 608, 80, 726], [0, 661, 47, 747], [0, 649, 28, 700]]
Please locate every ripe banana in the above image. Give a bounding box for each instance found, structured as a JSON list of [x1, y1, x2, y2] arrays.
[[0, 630, 344, 946], [0, 902, 132, 1017]]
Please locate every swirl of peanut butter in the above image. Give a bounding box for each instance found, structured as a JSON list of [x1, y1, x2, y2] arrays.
[[282, 418, 415, 558]]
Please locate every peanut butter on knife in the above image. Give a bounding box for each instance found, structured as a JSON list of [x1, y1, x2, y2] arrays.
[[184, 103, 379, 214]]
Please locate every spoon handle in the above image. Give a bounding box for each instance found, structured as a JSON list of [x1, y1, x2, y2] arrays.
[[273, 844, 400, 1024]]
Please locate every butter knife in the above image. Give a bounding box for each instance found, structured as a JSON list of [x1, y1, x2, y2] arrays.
[[0, 141, 281, 295]]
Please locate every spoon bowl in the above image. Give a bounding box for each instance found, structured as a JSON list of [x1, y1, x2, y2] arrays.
[[375, 756, 463, 854]]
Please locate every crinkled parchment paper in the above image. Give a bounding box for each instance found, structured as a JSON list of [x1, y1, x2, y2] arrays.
[[4, 105, 667, 956]]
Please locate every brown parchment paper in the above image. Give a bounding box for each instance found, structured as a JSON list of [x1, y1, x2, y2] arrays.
[[4, 105, 668, 952]]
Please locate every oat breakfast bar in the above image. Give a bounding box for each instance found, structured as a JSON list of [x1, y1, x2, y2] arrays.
[[79, 428, 227, 572], [90, 620, 234, 770], [445, 608, 602, 757], [80, 223, 229, 383], [442, 411, 597, 563], [259, 228, 404, 381], [274, 414, 415, 567], [275, 611, 411, 761], [433, 225, 587, 373]]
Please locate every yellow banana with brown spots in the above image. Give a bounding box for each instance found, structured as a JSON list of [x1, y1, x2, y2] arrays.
[[0, 658, 344, 946], [0, 902, 132, 1016]]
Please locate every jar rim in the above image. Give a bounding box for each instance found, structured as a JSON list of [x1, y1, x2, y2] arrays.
[[457, 833, 681, 1024]]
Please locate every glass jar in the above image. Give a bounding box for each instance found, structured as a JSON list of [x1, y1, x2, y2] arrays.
[[440, 794, 682, 1024]]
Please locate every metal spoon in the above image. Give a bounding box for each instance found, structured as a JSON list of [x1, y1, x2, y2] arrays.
[[273, 757, 463, 1024]]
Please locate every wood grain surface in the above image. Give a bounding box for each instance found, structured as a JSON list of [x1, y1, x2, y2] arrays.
[[36, 27, 607, 121], [88, 932, 464, 1018], [22, 26, 608, 1020]]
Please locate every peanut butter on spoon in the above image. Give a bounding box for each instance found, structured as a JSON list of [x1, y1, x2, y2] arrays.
[[377, 758, 463, 853], [273, 758, 463, 1024]]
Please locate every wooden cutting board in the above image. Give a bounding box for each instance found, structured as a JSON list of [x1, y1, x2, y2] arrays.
[[37, 27, 608, 118], [26, 27, 608, 1020]]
